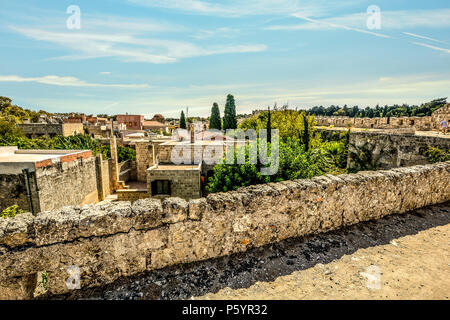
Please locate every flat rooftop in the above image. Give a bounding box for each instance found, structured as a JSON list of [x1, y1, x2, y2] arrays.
[[0, 150, 78, 163], [0, 147, 92, 173]]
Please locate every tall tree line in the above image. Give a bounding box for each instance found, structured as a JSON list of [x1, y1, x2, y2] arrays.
[[303, 98, 447, 118]]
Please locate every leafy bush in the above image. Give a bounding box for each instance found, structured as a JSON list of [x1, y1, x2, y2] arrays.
[[206, 137, 346, 193], [1, 205, 24, 218], [425, 147, 450, 163]]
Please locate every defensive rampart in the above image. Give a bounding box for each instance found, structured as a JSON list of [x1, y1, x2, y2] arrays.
[[1, 162, 449, 299]]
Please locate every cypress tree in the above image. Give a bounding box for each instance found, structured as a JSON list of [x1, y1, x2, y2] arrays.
[[180, 110, 186, 129], [223, 94, 237, 130], [209, 103, 222, 130]]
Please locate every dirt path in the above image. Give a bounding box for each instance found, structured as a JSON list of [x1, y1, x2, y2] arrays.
[[195, 223, 450, 300]]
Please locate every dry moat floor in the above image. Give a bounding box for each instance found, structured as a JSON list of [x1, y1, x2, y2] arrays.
[[51, 202, 450, 300]]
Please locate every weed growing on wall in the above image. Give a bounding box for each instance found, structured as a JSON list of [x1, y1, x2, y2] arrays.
[[0, 205, 24, 218]]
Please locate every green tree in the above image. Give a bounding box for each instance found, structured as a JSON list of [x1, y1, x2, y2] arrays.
[[209, 103, 222, 130], [180, 110, 186, 129], [223, 94, 237, 130], [266, 107, 272, 143]]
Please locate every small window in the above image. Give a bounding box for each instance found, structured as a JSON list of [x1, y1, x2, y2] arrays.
[[151, 180, 171, 196]]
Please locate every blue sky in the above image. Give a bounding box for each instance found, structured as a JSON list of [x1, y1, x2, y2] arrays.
[[0, 0, 449, 118]]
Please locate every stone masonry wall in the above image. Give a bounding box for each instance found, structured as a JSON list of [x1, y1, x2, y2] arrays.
[[348, 131, 450, 170], [147, 166, 201, 200], [315, 104, 450, 131], [17, 123, 84, 138], [61, 123, 84, 136], [0, 161, 449, 299], [135, 142, 154, 182], [0, 174, 37, 212], [36, 157, 98, 212]]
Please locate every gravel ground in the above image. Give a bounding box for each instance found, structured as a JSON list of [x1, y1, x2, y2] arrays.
[[48, 202, 450, 300]]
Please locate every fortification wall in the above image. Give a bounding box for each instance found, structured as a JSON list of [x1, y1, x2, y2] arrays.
[[315, 104, 450, 131], [316, 116, 434, 131], [1, 161, 449, 299], [348, 131, 450, 170]]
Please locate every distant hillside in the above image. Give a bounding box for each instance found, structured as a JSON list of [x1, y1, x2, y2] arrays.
[[0, 96, 52, 124]]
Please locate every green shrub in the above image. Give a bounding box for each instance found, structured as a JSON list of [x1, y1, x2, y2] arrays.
[[425, 147, 450, 163], [1, 205, 24, 218], [206, 137, 346, 193]]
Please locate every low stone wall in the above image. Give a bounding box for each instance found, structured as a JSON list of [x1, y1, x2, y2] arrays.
[[0, 162, 449, 299], [116, 189, 149, 202]]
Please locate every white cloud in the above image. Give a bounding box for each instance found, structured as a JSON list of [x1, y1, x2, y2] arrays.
[[11, 26, 266, 63], [0, 75, 150, 88], [267, 9, 450, 31], [128, 0, 338, 17], [99, 72, 111, 75], [411, 42, 450, 54], [289, 14, 391, 39], [403, 32, 447, 44], [192, 27, 241, 40]]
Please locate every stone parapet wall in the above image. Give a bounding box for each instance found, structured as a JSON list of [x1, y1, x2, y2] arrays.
[[316, 116, 434, 131], [315, 104, 450, 131], [0, 162, 449, 299]]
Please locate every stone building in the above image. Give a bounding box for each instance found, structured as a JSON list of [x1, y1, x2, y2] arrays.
[[0, 147, 100, 213], [147, 163, 202, 200], [143, 120, 167, 132], [17, 123, 84, 139], [117, 114, 145, 130]]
